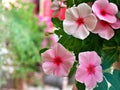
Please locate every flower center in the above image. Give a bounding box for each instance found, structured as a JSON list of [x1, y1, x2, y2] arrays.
[[100, 10, 107, 16], [53, 57, 62, 66], [87, 64, 95, 74], [76, 18, 84, 25]]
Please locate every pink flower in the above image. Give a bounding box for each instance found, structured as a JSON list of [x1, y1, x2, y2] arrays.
[[92, 18, 120, 40], [58, 7, 66, 20], [42, 43, 75, 77], [92, 20, 114, 40], [43, 0, 53, 18], [51, 0, 67, 20], [63, 3, 97, 40], [41, 38, 48, 48], [92, 0, 118, 23], [75, 51, 103, 89]]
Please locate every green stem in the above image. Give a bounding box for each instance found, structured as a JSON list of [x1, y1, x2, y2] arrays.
[[102, 47, 116, 50], [102, 46, 120, 50]]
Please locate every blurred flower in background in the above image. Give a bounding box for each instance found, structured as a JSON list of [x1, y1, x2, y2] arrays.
[[2, 0, 21, 10]]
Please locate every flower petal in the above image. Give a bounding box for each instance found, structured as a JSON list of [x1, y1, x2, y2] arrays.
[[90, 51, 101, 65], [57, 63, 72, 77], [79, 52, 91, 66], [98, 14, 117, 23], [59, 7, 66, 20], [95, 66, 103, 82], [84, 75, 97, 90], [54, 65, 68, 77], [42, 62, 57, 75], [84, 14, 97, 31], [41, 49, 55, 62], [63, 20, 78, 35], [73, 25, 90, 40], [78, 3, 92, 17], [92, 0, 109, 14], [51, 0, 59, 11], [52, 43, 75, 65], [65, 7, 79, 20], [106, 3, 118, 15], [92, 20, 114, 40], [75, 66, 88, 83], [110, 19, 120, 29], [79, 51, 101, 66]]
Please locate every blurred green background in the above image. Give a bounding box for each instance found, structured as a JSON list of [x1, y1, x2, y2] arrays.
[[0, 0, 45, 88]]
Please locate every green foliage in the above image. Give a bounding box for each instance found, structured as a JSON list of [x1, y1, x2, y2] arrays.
[[68, 61, 78, 77], [94, 77, 108, 90], [8, 4, 43, 77], [76, 81, 85, 90], [102, 48, 119, 70], [0, 2, 44, 78], [74, 0, 85, 6], [39, 48, 49, 56], [74, 0, 95, 6], [66, 0, 74, 7], [104, 70, 120, 90], [117, 11, 120, 19], [52, 18, 63, 29]]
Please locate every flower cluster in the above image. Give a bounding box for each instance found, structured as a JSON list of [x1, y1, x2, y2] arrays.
[[63, 0, 120, 40], [41, 0, 120, 89], [41, 43, 103, 89]]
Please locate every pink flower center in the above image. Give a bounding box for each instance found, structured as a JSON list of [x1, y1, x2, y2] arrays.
[[76, 18, 84, 25], [87, 64, 95, 74], [53, 57, 62, 66], [100, 10, 107, 16]]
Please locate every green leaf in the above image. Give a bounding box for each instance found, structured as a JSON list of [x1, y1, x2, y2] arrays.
[[74, 0, 84, 6], [51, 18, 63, 29], [114, 29, 120, 45], [54, 29, 66, 37], [66, 0, 74, 7], [94, 77, 108, 90], [58, 34, 82, 54], [39, 48, 49, 55], [117, 11, 120, 19], [68, 61, 78, 77], [74, 0, 95, 6], [101, 48, 119, 70], [76, 81, 85, 90], [80, 33, 103, 56], [104, 70, 120, 90]]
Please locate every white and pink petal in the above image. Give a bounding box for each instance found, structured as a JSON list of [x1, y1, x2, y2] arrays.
[[78, 3, 92, 17], [84, 14, 97, 31], [63, 20, 78, 35], [73, 25, 90, 40]]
